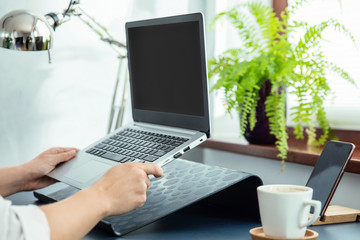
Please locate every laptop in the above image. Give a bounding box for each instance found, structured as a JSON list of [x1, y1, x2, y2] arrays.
[[48, 13, 211, 189]]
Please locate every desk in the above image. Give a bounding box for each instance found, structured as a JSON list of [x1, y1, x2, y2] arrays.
[[7, 191, 360, 240]]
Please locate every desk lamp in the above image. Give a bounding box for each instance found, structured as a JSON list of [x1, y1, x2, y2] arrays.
[[0, 0, 128, 133]]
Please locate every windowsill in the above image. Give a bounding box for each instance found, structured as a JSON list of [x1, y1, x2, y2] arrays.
[[200, 128, 360, 174]]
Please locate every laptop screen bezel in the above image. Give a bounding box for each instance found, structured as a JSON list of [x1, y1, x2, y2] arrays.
[[125, 13, 210, 137]]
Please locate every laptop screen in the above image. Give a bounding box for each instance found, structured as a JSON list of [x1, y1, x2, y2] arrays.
[[126, 13, 210, 136]]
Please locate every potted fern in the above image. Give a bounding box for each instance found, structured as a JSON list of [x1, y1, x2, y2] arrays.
[[208, 1, 356, 161]]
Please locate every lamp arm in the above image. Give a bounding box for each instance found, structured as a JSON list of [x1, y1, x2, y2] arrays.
[[45, 2, 128, 132], [72, 4, 127, 56], [46, 2, 127, 57], [68, 3, 129, 132]]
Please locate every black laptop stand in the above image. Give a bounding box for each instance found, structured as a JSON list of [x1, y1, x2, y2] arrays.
[[34, 159, 262, 236]]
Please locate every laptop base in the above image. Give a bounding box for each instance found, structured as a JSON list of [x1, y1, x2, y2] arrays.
[[34, 158, 262, 236]]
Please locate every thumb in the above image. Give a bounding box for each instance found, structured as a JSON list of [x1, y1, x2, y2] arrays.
[[52, 149, 77, 165]]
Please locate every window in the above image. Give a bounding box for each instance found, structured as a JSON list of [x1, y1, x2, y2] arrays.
[[208, 0, 360, 143], [209, 0, 271, 141], [288, 0, 360, 130]]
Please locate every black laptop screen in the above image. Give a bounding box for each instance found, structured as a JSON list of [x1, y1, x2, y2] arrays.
[[128, 21, 204, 116], [126, 13, 210, 136]]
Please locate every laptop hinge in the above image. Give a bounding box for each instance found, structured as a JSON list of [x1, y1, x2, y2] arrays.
[[133, 122, 198, 135]]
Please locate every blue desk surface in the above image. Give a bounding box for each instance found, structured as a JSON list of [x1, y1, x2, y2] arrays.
[[7, 191, 360, 240]]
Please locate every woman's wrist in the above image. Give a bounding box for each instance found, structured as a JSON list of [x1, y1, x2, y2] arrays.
[[11, 164, 30, 192], [39, 186, 111, 240], [17, 161, 40, 191], [82, 186, 110, 219], [0, 165, 27, 196]]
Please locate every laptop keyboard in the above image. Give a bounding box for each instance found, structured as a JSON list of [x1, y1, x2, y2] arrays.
[[86, 128, 189, 163]]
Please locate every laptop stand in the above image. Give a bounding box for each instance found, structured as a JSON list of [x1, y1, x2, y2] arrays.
[[34, 158, 262, 236]]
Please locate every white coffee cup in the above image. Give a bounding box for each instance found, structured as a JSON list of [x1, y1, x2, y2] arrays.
[[257, 184, 321, 239]]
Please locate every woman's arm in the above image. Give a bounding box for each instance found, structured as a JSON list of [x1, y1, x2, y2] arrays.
[[40, 162, 163, 240], [0, 147, 162, 240]]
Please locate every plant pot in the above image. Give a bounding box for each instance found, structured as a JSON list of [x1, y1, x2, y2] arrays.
[[243, 80, 277, 145]]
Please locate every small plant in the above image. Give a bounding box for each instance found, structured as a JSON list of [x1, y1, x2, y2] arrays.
[[208, 0, 357, 161]]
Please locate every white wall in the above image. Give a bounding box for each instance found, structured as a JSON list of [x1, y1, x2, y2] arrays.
[[184, 148, 360, 210], [0, 0, 208, 167], [0, 0, 127, 167]]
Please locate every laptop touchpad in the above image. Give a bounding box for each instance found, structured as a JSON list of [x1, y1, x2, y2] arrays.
[[64, 161, 112, 183]]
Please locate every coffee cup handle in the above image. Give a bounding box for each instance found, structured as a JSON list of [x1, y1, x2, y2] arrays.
[[299, 200, 321, 228]]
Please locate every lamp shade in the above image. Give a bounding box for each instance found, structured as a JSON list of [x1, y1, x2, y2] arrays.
[[0, 10, 54, 51]]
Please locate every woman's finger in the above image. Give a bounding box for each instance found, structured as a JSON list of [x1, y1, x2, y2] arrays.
[[51, 150, 77, 165]]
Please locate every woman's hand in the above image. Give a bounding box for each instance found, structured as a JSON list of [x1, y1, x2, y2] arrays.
[[0, 147, 78, 197], [90, 162, 164, 216], [21, 147, 79, 191], [40, 162, 163, 240]]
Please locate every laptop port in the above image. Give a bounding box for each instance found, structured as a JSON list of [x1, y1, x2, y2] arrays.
[[173, 152, 183, 158], [183, 146, 190, 152]]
